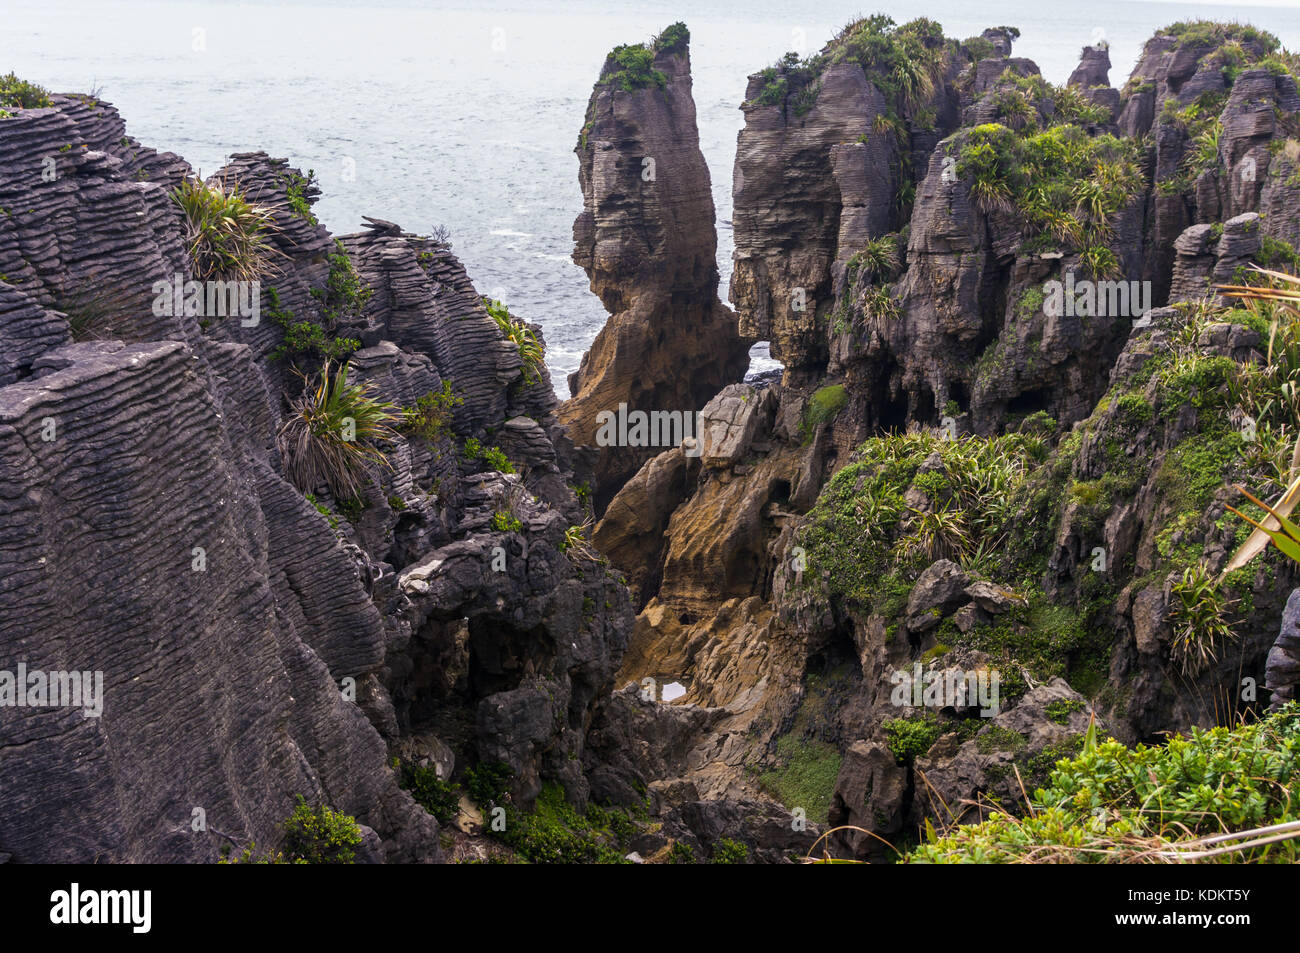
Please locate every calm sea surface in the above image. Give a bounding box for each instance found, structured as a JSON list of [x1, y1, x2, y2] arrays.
[[6, 0, 1300, 395]]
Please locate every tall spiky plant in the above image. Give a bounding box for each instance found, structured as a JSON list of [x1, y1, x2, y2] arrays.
[[172, 173, 281, 282], [1220, 268, 1300, 574], [278, 360, 399, 500], [484, 296, 544, 383]]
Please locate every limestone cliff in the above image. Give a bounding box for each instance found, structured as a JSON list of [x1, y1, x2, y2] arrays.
[[561, 24, 750, 510], [584, 18, 1300, 859], [0, 92, 632, 861]]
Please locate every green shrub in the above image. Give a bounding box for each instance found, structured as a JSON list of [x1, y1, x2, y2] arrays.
[[281, 795, 363, 864], [907, 704, 1300, 863], [463, 436, 515, 474], [799, 431, 1047, 606], [666, 841, 696, 864], [605, 43, 667, 92], [712, 838, 749, 864], [464, 761, 513, 808], [400, 380, 462, 442], [490, 510, 523, 533], [884, 715, 945, 763], [956, 121, 1142, 248], [278, 360, 398, 498], [280, 168, 318, 223], [484, 297, 543, 383], [963, 37, 995, 62], [397, 760, 461, 825], [653, 22, 689, 52], [490, 783, 629, 864], [265, 286, 361, 364], [172, 174, 280, 281], [313, 240, 372, 326], [0, 72, 53, 111]]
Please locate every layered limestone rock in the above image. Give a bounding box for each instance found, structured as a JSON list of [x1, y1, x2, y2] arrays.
[[584, 19, 1300, 861], [729, 20, 975, 376], [561, 25, 749, 509], [1115, 28, 1300, 300], [0, 92, 630, 862]]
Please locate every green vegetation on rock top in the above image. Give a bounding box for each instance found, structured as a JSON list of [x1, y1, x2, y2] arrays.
[[907, 704, 1300, 863]]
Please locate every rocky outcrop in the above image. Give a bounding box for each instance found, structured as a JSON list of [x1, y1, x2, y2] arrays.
[[561, 25, 749, 509], [1266, 589, 1300, 706], [583, 18, 1300, 863], [1168, 213, 1262, 302], [0, 91, 630, 862], [1068, 44, 1112, 89], [729, 22, 975, 376]]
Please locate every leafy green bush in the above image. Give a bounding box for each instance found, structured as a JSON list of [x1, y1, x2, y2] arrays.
[[463, 436, 515, 473], [799, 431, 1047, 605], [265, 286, 360, 364], [278, 360, 398, 498], [653, 22, 689, 52], [605, 43, 667, 92], [397, 760, 461, 825], [712, 838, 750, 864], [955, 121, 1142, 248], [884, 715, 945, 763], [280, 168, 318, 223], [0, 72, 53, 112], [825, 16, 947, 113], [313, 240, 373, 325], [281, 795, 363, 864], [490, 510, 523, 533], [907, 704, 1300, 863], [172, 174, 280, 281], [666, 841, 696, 864], [400, 380, 462, 442], [484, 782, 629, 864], [464, 761, 513, 808], [962, 37, 995, 62]]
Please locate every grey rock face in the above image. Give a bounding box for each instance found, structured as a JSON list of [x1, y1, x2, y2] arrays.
[[1266, 589, 1300, 706], [0, 90, 631, 862], [1068, 45, 1112, 89], [561, 28, 749, 508]]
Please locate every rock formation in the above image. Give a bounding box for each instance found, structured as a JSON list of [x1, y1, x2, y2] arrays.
[[560, 24, 750, 510], [5, 15, 1300, 866], [579, 17, 1300, 858], [0, 92, 631, 861]]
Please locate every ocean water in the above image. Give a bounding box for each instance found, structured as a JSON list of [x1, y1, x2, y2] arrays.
[[6, 0, 1300, 396]]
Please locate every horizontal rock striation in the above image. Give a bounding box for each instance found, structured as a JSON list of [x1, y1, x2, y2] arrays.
[[561, 25, 750, 510], [0, 90, 629, 862], [586, 18, 1300, 860]]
